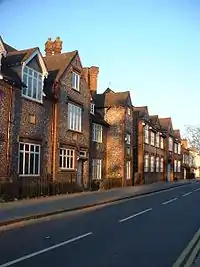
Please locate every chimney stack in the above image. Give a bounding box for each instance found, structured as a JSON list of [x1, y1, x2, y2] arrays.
[[83, 66, 99, 95], [45, 38, 54, 56], [53, 37, 62, 55]]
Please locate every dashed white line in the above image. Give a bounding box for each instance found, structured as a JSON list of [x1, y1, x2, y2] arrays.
[[0, 232, 92, 267], [162, 197, 178, 205], [119, 208, 152, 223], [193, 188, 200, 192], [182, 192, 193, 197]]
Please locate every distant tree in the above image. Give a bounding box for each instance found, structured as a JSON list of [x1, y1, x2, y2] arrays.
[[185, 125, 200, 152]]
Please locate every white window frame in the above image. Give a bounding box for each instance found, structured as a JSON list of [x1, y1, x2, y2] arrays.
[[178, 143, 181, 154], [59, 148, 75, 170], [174, 143, 178, 154], [174, 159, 177, 172], [92, 123, 102, 143], [177, 160, 181, 172], [127, 107, 131, 116], [156, 133, 160, 147], [160, 137, 164, 149], [92, 159, 102, 180], [168, 137, 173, 151], [22, 65, 43, 103], [18, 142, 40, 176], [150, 156, 155, 172], [126, 134, 131, 145], [150, 131, 155, 146], [72, 71, 80, 91], [144, 125, 149, 144], [126, 161, 131, 179], [160, 157, 164, 172], [90, 103, 95, 114], [68, 103, 82, 132], [156, 157, 160, 172], [144, 154, 149, 172]]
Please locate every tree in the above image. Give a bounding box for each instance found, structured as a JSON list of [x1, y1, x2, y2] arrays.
[[185, 125, 200, 152]]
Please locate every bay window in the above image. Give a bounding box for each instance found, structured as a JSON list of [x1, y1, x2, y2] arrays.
[[156, 133, 160, 147], [168, 137, 173, 151], [150, 131, 155, 146]]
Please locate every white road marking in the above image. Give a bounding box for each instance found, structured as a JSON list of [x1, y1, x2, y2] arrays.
[[0, 232, 92, 267], [162, 197, 178, 205], [193, 188, 200, 192], [119, 208, 152, 223], [182, 192, 193, 197]]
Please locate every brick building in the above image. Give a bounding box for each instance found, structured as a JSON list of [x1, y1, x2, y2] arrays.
[[173, 129, 183, 180], [133, 106, 166, 185]]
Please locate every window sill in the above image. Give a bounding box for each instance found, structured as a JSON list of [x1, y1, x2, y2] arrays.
[[67, 129, 83, 134], [59, 169, 76, 172], [72, 87, 80, 93], [19, 174, 40, 177], [92, 140, 103, 144], [22, 95, 43, 105]]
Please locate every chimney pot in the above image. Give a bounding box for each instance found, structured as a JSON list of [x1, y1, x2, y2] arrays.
[[45, 38, 54, 56], [53, 37, 63, 55]]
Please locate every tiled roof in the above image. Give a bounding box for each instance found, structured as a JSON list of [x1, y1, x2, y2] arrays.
[[3, 42, 17, 52], [133, 106, 148, 117], [174, 129, 181, 139], [90, 112, 110, 127], [43, 51, 77, 82], [149, 115, 158, 124], [4, 48, 38, 66], [159, 117, 172, 130], [94, 88, 129, 108]]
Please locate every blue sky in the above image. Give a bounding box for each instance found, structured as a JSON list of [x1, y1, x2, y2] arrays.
[[1, 0, 200, 133]]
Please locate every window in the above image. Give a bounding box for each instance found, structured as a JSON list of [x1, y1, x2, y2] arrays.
[[178, 143, 181, 154], [150, 156, 155, 172], [68, 103, 82, 132], [127, 108, 131, 116], [144, 154, 149, 172], [126, 161, 131, 179], [150, 131, 155, 146], [144, 125, 149, 144], [177, 161, 181, 172], [160, 137, 164, 149], [92, 159, 102, 179], [156, 157, 160, 172], [18, 142, 40, 176], [92, 123, 102, 143], [174, 143, 178, 154], [168, 137, 173, 151], [127, 147, 131, 156], [160, 157, 164, 172], [156, 133, 160, 147], [22, 66, 43, 102], [126, 134, 131, 144], [72, 72, 80, 91], [59, 148, 75, 170], [174, 160, 177, 172], [90, 103, 95, 114]]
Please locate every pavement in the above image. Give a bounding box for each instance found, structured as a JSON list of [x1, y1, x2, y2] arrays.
[[0, 179, 192, 227], [0, 181, 200, 267]]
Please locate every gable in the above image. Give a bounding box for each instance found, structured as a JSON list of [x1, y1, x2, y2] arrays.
[[0, 37, 7, 57], [126, 92, 132, 107], [27, 55, 43, 73]]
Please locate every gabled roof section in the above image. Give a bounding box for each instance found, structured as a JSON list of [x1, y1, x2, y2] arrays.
[[174, 129, 181, 140], [94, 88, 130, 108], [133, 106, 149, 118], [159, 117, 173, 132], [43, 51, 77, 82], [0, 36, 17, 53]]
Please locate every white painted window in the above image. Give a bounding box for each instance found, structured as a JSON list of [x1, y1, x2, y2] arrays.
[[156, 157, 160, 172], [126, 134, 131, 145], [18, 142, 40, 176], [72, 72, 80, 91], [144, 154, 149, 172], [156, 133, 160, 147], [178, 143, 181, 154], [177, 160, 181, 172], [174, 143, 178, 154], [22, 66, 43, 102], [150, 131, 155, 146], [92, 159, 102, 180], [160, 137, 164, 149], [174, 160, 177, 172], [126, 161, 131, 179], [168, 137, 173, 151], [68, 103, 82, 132], [150, 155, 155, 172], [144, 125, 149, 144], [90, 103, 95, 114], [92, 123, 102, 143], [160, 157, 164, 172], [127, 108, 131, 116], [59, 148, 75, 170]]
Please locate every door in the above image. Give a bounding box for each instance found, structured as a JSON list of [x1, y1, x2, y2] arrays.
[[77, 160, 83, 186], [167, 164, 171, 182]]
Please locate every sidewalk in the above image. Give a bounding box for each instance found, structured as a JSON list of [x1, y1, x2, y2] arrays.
[[0, 180, 192, 227]]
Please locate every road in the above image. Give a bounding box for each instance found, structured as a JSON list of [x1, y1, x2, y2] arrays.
[[0, 182, 200, 267]]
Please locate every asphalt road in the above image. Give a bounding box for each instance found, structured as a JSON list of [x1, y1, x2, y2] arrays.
[[0, 182, 200, 267]]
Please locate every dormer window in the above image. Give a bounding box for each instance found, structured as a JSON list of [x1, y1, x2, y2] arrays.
[[72, 72, 80, 91], [22, 66, 43, 102], [90, 103, 95, 114]]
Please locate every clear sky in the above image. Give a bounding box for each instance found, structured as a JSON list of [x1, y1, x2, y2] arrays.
[[1, 0, 200, 133]]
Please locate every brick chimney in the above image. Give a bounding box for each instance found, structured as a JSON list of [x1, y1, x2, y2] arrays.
[[53, 37, 62, 55], [181, 139, 188, 149], [45, 38, 54, 56], [83, 66, 99, 95]]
